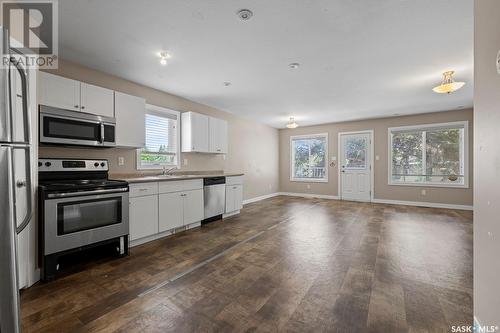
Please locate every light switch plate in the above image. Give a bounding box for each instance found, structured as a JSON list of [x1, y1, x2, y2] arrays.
[[118, 157, 124, 166]]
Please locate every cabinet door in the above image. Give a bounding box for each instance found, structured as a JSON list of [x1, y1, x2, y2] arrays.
[[158, 192, 184, 232], [183, 189, 204, 225], [225, 186, 235, 213], [129, 195, 158, 241], [234, 184, 243, 211], [181, 112, 209, 152], [209, 117, 228, 154], [115, 91, 146, 147], [39, 72, 80, 111], [80, 83, 114, 117]]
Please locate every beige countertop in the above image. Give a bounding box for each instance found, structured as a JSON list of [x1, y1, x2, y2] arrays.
[[110, 172, 244, 184]]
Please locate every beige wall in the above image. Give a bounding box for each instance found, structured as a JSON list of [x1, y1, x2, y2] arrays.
[[474, 0, 500, 326], [39, 61, 279, 201], [279, 109, 473, 206]]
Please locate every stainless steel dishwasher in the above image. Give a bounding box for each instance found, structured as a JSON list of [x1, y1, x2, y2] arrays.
[[202, 177, 226, 224]]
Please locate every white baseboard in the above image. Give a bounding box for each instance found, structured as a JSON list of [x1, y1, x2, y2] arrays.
[[223, 210, 240, 218], [243, 192, 281, 205], [371, 198, 473, 211], [278, 192, 339, 200]]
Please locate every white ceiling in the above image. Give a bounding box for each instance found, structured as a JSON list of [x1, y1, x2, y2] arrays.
[[58, 0, 473, 128]]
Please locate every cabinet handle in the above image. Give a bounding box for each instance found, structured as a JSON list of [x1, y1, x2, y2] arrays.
[[81, 106, 85, 110], [139, 188, 147, 191], [74, 105, 79, 108]]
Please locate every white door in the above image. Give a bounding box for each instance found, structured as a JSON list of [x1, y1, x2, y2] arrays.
[[340, 132, 372, 202], [158, 192, 184, 232], [39, 72, 81, 111], [183, 189, 204, 225], [129, 195, 158, 240], [80, 83, 114, 117]]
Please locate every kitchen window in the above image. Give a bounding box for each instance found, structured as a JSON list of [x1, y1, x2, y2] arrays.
[[290, 133, 328, 182], [388, 121, 468, 187], [137, 105, 180, 170]]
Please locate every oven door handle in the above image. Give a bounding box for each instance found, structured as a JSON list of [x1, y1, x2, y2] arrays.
[[47, 187, 128, 199]]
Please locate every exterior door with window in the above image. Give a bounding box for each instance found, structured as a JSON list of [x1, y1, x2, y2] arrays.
[[340, 132, 371, 201]]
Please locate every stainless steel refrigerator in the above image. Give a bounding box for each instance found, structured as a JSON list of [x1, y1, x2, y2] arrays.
[[0, 27, 34, 333]]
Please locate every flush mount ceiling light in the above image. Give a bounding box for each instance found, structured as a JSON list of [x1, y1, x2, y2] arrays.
[[432, 71, 465, 94], [159, 51, 170, 66], [289, 62, 300, 69], [286, 117, 299, 129], [223, 81, 231, 87], [237, 9, 253, 21]]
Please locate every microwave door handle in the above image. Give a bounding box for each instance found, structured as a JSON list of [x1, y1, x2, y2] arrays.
[[10, 57, 31, 144], [16, 146, 33, 234], [100, 123, 105, 144]]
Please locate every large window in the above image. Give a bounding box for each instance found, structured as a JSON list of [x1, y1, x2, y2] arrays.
[[137, 105, 180, 170], [389, 121, 468, 187], [290, 133, 328, 182]]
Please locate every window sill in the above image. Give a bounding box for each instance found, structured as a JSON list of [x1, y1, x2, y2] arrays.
[[388, 182, 468, 189], [291, 178, 328, 183]]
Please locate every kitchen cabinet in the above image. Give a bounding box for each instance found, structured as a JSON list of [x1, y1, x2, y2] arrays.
[[225, 176, 243, 214], [129, 195, 159, 241], [114, 91, 146, 148], [158, 192, 183, 232], [39, 72, 114, 118], [80, 82, 114, 117], [181, 112, 209, 152], [158, 180, 204, 231], [39, 71, 80, 111], [209, 117, 228, 154]]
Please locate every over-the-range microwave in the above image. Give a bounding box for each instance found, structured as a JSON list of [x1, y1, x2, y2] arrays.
[[39, 105, 116, 147]]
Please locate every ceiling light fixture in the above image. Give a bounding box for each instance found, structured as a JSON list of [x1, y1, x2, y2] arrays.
[[432, 71, 465, 94], [159, 51, 170, 66], [289, 62, 300, 69], [237, 9, 253, 21], [223, 81, 231, 87], [286, 117, 299, 129]]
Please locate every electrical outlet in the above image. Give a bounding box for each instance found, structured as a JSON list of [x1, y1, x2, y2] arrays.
[[421, 189, 426, 196], [497, 49, 500, 74], [118, 157, 125, 166], [375, 155, 380, 161], [222, 155, 226, 160]]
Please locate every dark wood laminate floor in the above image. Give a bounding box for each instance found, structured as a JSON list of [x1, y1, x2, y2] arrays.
[[21, 196, 473, 333]]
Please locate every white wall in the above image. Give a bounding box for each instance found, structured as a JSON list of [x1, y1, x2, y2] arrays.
[[474, 0, 500, 326]]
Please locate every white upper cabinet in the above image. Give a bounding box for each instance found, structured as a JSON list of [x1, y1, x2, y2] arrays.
[[80, 83, 114, 117], [39, 71, 80, 111], [209, 117, 228, 154], [182, 112, 227, 154], [181, 112, 209, 153], [114, 91, 146, 148]]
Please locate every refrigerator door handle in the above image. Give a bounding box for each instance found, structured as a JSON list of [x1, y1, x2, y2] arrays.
[[10, 56, 31, 144], [0, 28, 12, 142], [15, 146, 33, 234]]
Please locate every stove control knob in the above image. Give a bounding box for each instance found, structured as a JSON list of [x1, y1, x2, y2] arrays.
[[100, 162, 105, 167], [38, 162, 42, 167], [45, 162, 51, 167], [94, 162, 99, 167]]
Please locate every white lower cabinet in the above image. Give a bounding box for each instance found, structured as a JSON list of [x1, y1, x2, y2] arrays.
[[225, 176, 244, 214], [130, 180, 204, 245], [158, 192, 184, 232], [129, 195, 158, 241], [183, 189, 204, 224]]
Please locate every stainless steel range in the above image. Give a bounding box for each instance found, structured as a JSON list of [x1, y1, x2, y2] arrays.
[[38, 158, 129, 281]]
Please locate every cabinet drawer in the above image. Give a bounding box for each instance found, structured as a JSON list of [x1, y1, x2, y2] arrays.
[[129, 182, 158, 197], [158, 179, 203, 193], [226, 176, 243, 185]]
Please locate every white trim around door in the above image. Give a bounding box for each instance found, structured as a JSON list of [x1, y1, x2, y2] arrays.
[[338, 130, 374, 202]]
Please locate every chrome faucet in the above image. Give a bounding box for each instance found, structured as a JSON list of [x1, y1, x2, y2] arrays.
[[162, 166, 177, 175]]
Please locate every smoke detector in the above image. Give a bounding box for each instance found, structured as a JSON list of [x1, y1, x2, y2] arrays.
[[237, 9, 253, 21], [289, 63, 300, 69]]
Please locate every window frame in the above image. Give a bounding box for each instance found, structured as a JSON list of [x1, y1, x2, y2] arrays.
[[388, 121, 469, 188], [136, 104, 181, 170], [290, 133, 329, 183]]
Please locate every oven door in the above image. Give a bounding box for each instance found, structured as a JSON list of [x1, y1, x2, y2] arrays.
[[43, 189, 129, 255]]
